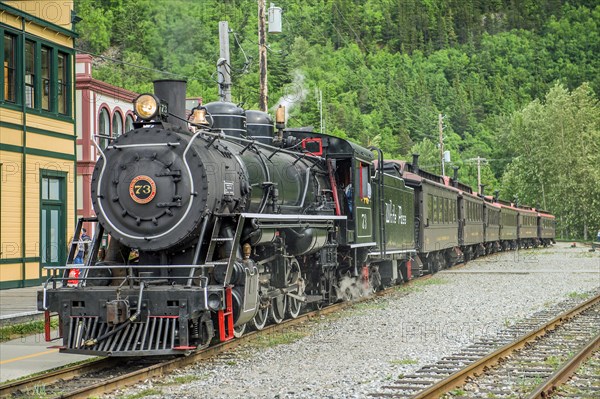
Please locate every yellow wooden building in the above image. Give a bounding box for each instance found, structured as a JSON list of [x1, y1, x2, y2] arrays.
[[1, 1, 76, 289]]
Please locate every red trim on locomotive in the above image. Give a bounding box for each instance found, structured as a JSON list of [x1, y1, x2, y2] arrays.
[[301, 137, 323, 156], [218, 286, 235, 342]]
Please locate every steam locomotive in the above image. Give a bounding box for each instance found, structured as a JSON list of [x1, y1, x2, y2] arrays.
[[38, 80, 555, 357]]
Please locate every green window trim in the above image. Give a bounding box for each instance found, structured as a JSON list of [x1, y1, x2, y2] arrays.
[[0, 143, 75, 161], [0, 277, 45, 289], [0, 25, 73, 118], [0, 120, 75, 139], [2, 31, 18, 103], [40, 169, 68, 269]]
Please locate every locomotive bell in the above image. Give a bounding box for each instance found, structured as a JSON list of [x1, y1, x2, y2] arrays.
[[190, 108, 209, 126]]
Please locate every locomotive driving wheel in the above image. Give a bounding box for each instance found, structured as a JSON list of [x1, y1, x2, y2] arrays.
[[251, 297, 270, 330], [286, 258, 303, 319], [270, 294, 287, 324], [233, 324, 246, 338]]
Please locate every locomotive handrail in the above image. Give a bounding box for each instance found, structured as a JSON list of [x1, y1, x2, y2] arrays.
[[201, 129, 326, 162], [43, 264, 219, 270], [188, 216, 210, 286], [239, 213, 347, 220], [299, 167, 312, 208], [370, 146, 386, 257], [110, 142, 181, 149]]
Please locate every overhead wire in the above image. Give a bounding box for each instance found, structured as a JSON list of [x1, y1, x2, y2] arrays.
[[74, 48, 186, 79], [75, 48, 219, 87]]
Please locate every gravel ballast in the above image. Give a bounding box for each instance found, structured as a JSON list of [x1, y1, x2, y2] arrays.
[[108, 243, 600, 398]]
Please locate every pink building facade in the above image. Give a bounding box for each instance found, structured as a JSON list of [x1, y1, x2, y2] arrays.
[[75, 54, 138, 230]]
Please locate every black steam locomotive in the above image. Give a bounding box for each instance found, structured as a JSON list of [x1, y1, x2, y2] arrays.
[[38, 80, 554, 357]]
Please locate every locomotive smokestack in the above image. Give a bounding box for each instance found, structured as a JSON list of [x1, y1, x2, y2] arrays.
[[412, 154, 419, 174], [154, 79, 187, 129], [494, 190, 499, 202], [452, 166, 459, 188], [480, 184, 486, 196]]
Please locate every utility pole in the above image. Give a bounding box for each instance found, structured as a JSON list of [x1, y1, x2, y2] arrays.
[[477, 156, 482, 193], [258, 0, 268, 112], [317, 88, 323, 133], [465, 156, 487, 193], [438, 113, 445, 176], [467, 156, 487, 194], [218, 21, 232, 102]]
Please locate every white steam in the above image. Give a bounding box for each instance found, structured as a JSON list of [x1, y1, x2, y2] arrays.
[[272, 70, 308, 120], [336, 275, 374, 301]]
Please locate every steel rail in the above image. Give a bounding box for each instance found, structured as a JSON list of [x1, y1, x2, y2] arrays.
[[0, 358, 116, 398], [0, 275, 431, 399], [526, 332, 600, 399], [410, 292, 600, 399]]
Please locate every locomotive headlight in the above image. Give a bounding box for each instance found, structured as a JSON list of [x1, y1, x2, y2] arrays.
[[133, 94, 160, 120], [207, 293, 222, 311]]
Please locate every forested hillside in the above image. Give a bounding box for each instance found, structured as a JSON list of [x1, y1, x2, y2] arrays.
[[75, 0, 600, 238]]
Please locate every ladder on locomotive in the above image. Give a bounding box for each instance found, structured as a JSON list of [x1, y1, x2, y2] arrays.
[[204, 215, 245, 341], [65, 217, 100, 287]]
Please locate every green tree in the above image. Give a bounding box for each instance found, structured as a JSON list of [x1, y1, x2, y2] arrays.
[[502, 83, 600, 238]]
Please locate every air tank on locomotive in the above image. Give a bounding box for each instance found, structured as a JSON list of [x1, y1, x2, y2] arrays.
[[245, 110, 274, 144], [203, 101, 246, 137]]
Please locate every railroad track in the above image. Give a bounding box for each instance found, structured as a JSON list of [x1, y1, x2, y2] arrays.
[[548, 340, 600, 398], [371, 291, 600, 398], [0, 275, 431, 399]]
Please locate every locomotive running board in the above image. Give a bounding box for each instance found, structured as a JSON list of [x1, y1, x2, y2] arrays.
[[239, 213, 347, 221]]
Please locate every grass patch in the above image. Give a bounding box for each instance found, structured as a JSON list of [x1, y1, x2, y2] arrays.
[[172, 375, 197, 384], [249, 330, 308, 349], [389, 358, 418, 366], [23, 384, 58, 398], [568, 291, 590, 300], [352, 300, 387, 312], [158, 375, 198, 385], [449, 388, 467, 396], [0, 319, 59, 343], [121, 388, 162, 399], [544, 355, 562, 367]]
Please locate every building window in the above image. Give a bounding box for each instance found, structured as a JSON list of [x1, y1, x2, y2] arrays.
[[42, 176, 61, 200], [98, 108, 110, 149], [125, 114, 134, 132], [25, 40, 36, 107], [41, 46, 51, 111], [3, 34, 16, 102], [112, 111, 123, 138], [57, 52, 68, 114], [41, 172, 66, 267]]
